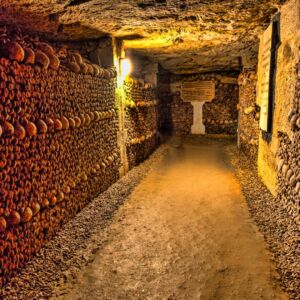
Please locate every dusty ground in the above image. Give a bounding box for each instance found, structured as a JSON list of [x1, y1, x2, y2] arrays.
[[226, 143, 300, 300], [52, 137, 288, 300]]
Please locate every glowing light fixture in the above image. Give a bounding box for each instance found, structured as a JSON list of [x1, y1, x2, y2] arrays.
[[120, 58, 132, 79]]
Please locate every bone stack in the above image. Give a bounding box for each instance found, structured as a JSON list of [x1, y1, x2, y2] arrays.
[[237, 71, 260, 160], [203, 80, 239, 135], [124, 79, 159, 169], [0, 28, 119, 286]]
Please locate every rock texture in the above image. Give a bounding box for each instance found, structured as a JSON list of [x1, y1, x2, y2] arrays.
[[276, 63, 300, 224], [256, 0, 300, 195], [0, 0, 285, 73], [238, 70, 260, 160]]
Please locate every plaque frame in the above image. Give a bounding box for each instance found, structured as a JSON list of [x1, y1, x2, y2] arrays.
[[180, 80, 215, 103]]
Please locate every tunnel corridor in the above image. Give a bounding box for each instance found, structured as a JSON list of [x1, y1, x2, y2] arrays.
[[0, 0, 299, 299]]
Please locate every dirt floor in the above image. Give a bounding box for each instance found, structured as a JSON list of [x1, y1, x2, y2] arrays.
[[52, 137, 288, 300]]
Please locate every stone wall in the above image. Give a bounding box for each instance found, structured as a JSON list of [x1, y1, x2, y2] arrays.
[[256, 0, 300, 195], [0, 53, 120, 287], [124, 79, 159, 170], [237, 71, 260, 160], [277, 62, 300, 224], [252, 0, 300, 221]]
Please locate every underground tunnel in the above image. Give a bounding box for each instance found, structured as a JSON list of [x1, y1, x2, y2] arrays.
[[0, 0, 299, 299]]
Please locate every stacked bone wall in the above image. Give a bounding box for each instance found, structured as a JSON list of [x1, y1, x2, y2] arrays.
[[170, 92, 193, 135], [158, 94, 173, 135], [168, 74, 238, 135], [157, 69, 173, 135], [277, 63, 300, 224], [124, 79, 159, 170], [203, 80, 239, 135], [0, 35, 119, 286], [237, 71, 260, 160]]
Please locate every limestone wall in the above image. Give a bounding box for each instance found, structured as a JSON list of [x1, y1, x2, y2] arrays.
[[256, 0, 300, 195], [238, 71, 260, 160], [276, 62, 300, 223], [254, 0, 300, 223]]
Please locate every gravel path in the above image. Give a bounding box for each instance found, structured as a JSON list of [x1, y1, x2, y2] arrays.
[[52, 137, 286, 299], [0, 145, 169, 300], [225, 144, 300, 300]]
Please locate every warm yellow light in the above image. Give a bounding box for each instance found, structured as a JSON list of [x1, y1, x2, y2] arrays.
[[120, 58, 132, 79]]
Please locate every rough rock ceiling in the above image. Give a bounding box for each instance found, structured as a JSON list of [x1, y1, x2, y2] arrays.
[[0, 0, 285, 74]]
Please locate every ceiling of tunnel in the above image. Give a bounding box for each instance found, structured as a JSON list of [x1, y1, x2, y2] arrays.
[[0, 0, 285, 74]]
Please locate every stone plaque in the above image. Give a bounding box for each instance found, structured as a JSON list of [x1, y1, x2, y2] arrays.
[[181, 80, 215, 102], [259, 22, 273, 132]]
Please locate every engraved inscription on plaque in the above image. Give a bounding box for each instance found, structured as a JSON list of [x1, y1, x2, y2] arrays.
[[259, 23, 272, 132], [181, 81, 215, 102]]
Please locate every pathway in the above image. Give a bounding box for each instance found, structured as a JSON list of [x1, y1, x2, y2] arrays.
[[58, 137, 287, 300]]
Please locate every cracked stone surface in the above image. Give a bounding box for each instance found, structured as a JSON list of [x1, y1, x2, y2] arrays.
[[0, 1, 285, 73]]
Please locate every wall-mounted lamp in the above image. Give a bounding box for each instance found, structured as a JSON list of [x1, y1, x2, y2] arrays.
[[120, 58, 132, 80]]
